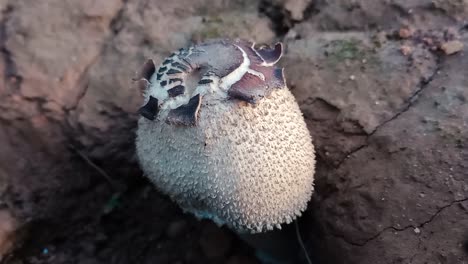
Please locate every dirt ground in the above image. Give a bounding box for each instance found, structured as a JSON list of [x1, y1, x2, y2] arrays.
[[0, 0, 467, 263]]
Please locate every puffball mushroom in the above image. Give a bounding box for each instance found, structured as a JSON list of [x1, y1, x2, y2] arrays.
[[135, 38, 315, 234]]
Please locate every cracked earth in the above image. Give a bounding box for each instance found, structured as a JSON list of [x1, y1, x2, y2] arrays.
[[0, 0, 467, 263]]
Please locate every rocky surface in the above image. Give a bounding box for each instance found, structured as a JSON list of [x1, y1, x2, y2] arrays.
[[0, 209, 17, 262], [301, 30, 468, 263], [0, 0, 467, 263]]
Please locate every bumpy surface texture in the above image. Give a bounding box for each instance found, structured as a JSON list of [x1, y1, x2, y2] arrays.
[[136, 39, 315, 233]]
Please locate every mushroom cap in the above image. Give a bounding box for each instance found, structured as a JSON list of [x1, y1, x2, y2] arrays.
[[135, 39, 315, 233]]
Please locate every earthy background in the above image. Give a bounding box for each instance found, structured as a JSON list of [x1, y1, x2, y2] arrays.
[[0, 0, 467, 263]]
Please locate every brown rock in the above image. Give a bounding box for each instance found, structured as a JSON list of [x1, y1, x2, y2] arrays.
[[291, 0, 466, 32], [6, 0, 123, 108], [304, 35, 468, 264], [283, 32, 437, 161], [433, 0, 468, 20]]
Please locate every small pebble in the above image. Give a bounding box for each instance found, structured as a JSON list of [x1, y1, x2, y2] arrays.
[[440, 40, 464, 55], [422, 37, 434, 46], [349, 75, 356, 81], [414, 227, 421, 234], [400, 45, 413, 56], [399, 27, 413, 39]]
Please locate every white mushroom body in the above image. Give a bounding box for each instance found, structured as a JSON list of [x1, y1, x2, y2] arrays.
[[135, 39, 315, 234]]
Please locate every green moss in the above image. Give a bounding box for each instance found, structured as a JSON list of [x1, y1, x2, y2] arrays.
[[204, 16, 223, 24], [195, 16, 227, 40], [198, 26, 222, 39], [328, 39, 365, 61], [194, 14, 246, 41], [325, 38, 379, 67]]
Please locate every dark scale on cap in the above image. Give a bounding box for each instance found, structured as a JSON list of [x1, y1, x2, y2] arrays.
[[167, 85, 185, 97], [181, 58, 193, 68], [163, 59, 173, 65], [138, 96, 159, 121], [228, 73, 267, 104], [178, 48, 190, 57], [198, 79, 213, 85], [172, 62, 189, 71], [166, 94, 202, 126], [160, 80, 167, 87], [158, 66, 168, 73], [245, 48, 264, 65], [169, 78, 183, 84], [250, 65, 285, 90], [255, 43, 283, 65], [156, 73, 163, 80], [234, 40, 263, 65], [213, 45, 244, 78], [167, 69, 183, 75]]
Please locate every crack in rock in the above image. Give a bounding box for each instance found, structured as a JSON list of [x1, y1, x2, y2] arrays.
[[66, 0, 128, 113], [0, 4, 22, 90], [334, 54, 442, 168], [328, 51, 464, 249], [66, 54, 100, 112], [336, 197, 468, 247], [109, 0, 128, 35]]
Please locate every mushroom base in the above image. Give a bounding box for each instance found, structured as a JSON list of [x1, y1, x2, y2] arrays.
[[238, 221, 310, 264]]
